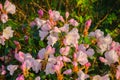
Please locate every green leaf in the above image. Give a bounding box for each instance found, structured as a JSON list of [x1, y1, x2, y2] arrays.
[[39, 40, 45, 47]]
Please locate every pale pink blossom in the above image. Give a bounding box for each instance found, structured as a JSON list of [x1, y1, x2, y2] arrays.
[[116, 65, 120, 79], [0, 3, 2, 10], [44, 55, 56, 75], [59, 16, 65, 22], [85, 19, 92, 29], [35, 76, 41, 80], [95, 29, 104, 39], [41, 23, 51, 31], [62, 56, 71, 62], [32, 59, 41, 73], [21, 59, 33, 70], [68, 19, 79, 26], [105, 50, 119, 65], [39, 30, 48, 40], [86, 48, 94, 57], [77, 70, 89, 80], [65, 12, 69, 19], [3, 26, 14, 39], [0, 36, 5, 45], [0, 65, 6, 75], [59, 24, 69, 33], [47, 32, 59, 46], [16, 74, 24, 80], [49, 10, 60, 21], [63, 69, 72, 75], [35, 18, 46, 29], [7, 65, 18, 75], [53, 27, 61, 33], [99, 57, 108, 63], [76, 50, 88, 65], [4, 0, 16, 14], [93, 74, 110, 80], [1, 13, 8, 23], [64, 28, 80, 47], [15, 51, 25, 63], [46, 45, 55, 55], [53, 61, 63, 73], [38, 48, 46, 59], [60, 46, 70, 56]]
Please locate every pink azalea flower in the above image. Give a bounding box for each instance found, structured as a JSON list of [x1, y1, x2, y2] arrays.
[[21, 59, 33, 70], [15, 51, 25, 63], [16, 74, 24, 80], [93, 74, 110, 80], [35, 76, 41, 80], [99, 57, 108, 63], [59, 16, 65, 22], [47, 32, 59, 46], [0, 65, 6, 75], [77, 70, 89, 80], [63, 69, 72, 75], [64, 28, 80, 47], [39, 30, 48, 40], [38, 9, 43, 18], [44, 55, 56, 75], [49, 10, 61, 21], [105, 50, 119, 65], [46, 45, 55, 55], [38, 48, 46, 59], [35, 18, 46, 29], [1, 13, 8, 23], [52, 27, 61, 33], [32, 59, 41, 73], [0, 3, 2, 10], [4, 0, 16, 14], [76, 50, 88, 65], [59, 24, 69, 33], [62, 56, 71, 62], [68, 19, 79, 26], [116, 65, 120, 79], [85, 19, 92, 29], [41, 23, 51, 31], [65, 12, 69, 19], [86, 48, 94, 57], [0, 36, 5, 45], [7, 65, 18, 75], [60, 46, 70, 56]]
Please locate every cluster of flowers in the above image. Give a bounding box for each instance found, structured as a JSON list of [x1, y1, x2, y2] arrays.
[[0, 0, 120, 80]]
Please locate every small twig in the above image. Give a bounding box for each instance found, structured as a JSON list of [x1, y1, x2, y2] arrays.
[[46, 0, 51, 9], [93, 14, 108, 31]]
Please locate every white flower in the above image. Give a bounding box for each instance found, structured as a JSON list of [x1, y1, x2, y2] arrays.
[[105, 50, 119, 65], [77, 50, 88, 65], [3, 26, 14, 39], [4, 0, 16, 14], [7, 65, 18, 75]]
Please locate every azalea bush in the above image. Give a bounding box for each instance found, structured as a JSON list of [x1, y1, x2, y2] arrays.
[[0, 0, 120, 80]]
